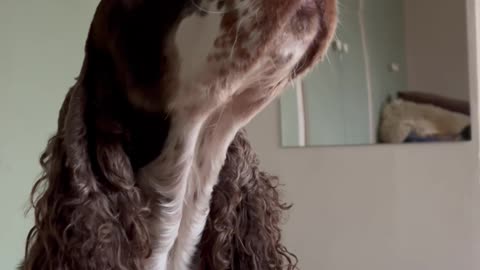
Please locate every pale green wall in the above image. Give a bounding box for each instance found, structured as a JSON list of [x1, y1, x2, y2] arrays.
[[302, 54, 350, 145], [280, 85, 301, 147], [363, 0, 407, 138], [0, 1, 98, 268]]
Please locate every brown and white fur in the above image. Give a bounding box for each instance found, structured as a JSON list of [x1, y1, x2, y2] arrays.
[[21, 0, 337, 269]]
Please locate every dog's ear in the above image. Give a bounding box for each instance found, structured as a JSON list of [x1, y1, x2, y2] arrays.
[[22, 58, 152, 270], [199, 130, 298, 270], [21, 0, 177, 268]]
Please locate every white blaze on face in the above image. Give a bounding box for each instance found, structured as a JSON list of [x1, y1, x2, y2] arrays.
[[175, 10, 223, 85]]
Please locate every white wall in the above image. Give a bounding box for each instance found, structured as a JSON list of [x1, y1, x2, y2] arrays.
[[405, 0, 470, 101], [247, 101, 479, 270]]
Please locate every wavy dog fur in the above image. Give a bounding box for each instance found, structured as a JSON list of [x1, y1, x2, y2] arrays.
[[22, 85, 295, 270], [21, 0, 336, 269], [198, 130, 297, 270], [22, 69, 154, 269]]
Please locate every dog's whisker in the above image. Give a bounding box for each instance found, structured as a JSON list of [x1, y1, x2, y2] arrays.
[[325, 51, 332, 65]]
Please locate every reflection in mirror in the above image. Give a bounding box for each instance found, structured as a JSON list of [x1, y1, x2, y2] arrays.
[[280, 0, 472, 147]]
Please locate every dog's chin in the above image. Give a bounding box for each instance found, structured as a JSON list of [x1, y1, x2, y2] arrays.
[[289, 0, 337, 78]]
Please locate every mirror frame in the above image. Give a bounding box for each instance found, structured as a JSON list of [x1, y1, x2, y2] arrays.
[[468, 0, 480, 157]]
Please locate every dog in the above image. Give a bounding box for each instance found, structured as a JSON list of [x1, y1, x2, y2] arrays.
[[21, 0, 336, 269]]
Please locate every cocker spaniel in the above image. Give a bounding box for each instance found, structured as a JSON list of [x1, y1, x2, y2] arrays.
[[21, 0, 336, 269]]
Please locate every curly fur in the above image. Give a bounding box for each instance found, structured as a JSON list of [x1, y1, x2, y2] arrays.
[[198, 130, 297, 270], [22, 76, 153, 270], [21, 89, 296, 269]]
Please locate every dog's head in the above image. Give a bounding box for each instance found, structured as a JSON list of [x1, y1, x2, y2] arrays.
[[22, 1, 336, 269], [87, 0, 337, 111]]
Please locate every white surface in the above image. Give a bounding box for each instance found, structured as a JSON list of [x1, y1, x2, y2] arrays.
[[295, 80, 307, 147]]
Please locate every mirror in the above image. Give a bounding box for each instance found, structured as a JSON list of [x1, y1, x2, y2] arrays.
[[280, 0, 472, 147]]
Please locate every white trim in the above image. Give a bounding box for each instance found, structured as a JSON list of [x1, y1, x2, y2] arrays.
[[468, 0, 480, 159], [467, 1, 480, 269], [295, 80, 306, 147], [358, 0, 375, 144]]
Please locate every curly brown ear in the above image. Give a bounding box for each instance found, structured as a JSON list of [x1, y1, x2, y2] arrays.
[[21, 61, 151, 270], [199, 130, 298, 270]]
